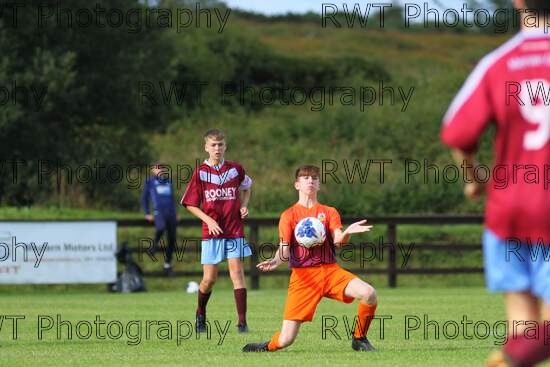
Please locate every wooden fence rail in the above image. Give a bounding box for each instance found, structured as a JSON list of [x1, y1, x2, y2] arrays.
[[118, 214, 485, 288]]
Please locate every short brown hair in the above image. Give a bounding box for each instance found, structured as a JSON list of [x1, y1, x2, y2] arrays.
[[204, 129, 225, 142], [295, 165, 320, 180]]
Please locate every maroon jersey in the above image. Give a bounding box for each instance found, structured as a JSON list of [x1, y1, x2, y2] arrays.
[[442, 30, 550, 242], [181, 160, 248, 239]]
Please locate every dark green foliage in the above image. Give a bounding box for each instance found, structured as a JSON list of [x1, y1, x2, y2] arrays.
[[0, 0, 174, 208], [169, 28, 389, 112]]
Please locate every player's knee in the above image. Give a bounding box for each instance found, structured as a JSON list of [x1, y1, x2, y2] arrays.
[[201, 276, 217, 289], [229, 269, 244, 281], [360, 285, 377, 305]]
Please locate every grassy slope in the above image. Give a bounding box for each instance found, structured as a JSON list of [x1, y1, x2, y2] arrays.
[[155, 20, 508, 216], [6, 287, 548, 367], [3, 22, 509, 217]]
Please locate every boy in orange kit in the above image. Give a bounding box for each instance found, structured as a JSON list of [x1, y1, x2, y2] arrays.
[[242, 164, 378, 352]]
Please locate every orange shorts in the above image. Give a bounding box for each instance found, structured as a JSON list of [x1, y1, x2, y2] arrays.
[[283, 263, 357, 322]]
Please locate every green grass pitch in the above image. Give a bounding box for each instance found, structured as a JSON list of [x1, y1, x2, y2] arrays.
[[2, 287, 549, 366]]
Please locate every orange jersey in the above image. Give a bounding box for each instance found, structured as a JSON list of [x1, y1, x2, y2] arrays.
[[279, 202, 342, 268]]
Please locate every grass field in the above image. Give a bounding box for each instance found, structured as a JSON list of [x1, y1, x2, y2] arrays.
[[3, 287, 547, 367]]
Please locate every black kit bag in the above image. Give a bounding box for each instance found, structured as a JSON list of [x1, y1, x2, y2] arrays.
[[108, 242, 147, 293]]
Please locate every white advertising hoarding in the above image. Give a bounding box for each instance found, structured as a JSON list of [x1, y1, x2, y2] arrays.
[[0, 221, 117, 284]]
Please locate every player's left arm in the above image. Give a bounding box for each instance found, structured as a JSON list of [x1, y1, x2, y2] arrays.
[[333, 220, 373, 247], [240, 189, 251, 218], [239, 174, 252, 218], [256, 241, 289, 271]]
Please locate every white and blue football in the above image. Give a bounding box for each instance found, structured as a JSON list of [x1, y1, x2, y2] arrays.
[[294, 217, 326, 248]]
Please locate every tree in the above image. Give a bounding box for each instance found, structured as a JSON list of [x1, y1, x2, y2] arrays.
[[0, 0, 175, 207]]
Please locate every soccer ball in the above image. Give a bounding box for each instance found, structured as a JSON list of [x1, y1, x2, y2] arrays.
[[294, 217, 326, 248], [186, 281, 199, 294]]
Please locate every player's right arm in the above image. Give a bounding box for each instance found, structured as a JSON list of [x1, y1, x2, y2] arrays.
[[451, 149, 486, 201], [441, 54, 494, 201], [257, 209, 292, 271], [186, 206, 223, 236], [181, 169, 222, 235], [257, 241, 289, 272]]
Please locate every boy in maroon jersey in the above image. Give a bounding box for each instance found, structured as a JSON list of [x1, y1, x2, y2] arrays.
[[181, 129, 253, 333], [441, 1, 550, 365]]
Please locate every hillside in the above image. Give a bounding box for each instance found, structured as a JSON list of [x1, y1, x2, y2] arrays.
[[0, 1, 508, 216], [153, 17, 507, 216]]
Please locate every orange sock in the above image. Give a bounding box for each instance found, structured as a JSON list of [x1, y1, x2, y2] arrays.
[[353, 302, 377, 339], [267, 331, 281, 351]]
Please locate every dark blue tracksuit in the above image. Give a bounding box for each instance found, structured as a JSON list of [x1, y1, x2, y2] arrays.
[[141, 176, 177, 264]]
